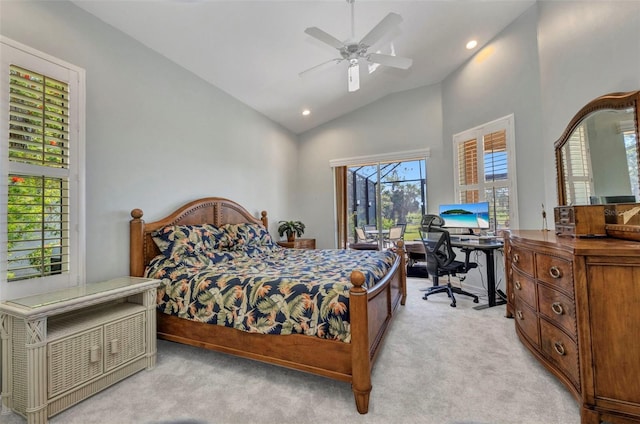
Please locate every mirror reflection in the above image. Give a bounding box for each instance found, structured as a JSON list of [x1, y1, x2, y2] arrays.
[[556, 91, 640, 206]]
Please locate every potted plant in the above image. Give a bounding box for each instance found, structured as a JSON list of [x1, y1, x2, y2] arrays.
[[278, 220, 306, 242]]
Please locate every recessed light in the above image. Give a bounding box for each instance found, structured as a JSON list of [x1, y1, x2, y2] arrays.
[[466, 40, 478, 50], [302, 109, 311, 116]]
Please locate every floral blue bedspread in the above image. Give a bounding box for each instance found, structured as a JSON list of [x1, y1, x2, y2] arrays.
[[144, 247, 397, 342]]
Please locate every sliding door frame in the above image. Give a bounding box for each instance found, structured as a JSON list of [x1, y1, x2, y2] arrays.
[[330, 149, 430, 248]]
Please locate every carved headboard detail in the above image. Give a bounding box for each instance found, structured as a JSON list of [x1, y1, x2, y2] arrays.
[[130, 197, 268, 277]]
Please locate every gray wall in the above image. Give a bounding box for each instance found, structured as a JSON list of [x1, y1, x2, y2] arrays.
[[0, 1, 299, 284], [537, 0, 640, 211], [442, 5, 543, 230]]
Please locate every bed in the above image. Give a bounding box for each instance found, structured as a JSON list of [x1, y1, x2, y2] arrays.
[[129, 197, 406, 414]]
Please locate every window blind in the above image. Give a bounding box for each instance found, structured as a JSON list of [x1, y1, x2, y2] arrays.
[[453, 115, 517, 230], [483, 130, 507, 182], [7, 64, 70, 281], [9, 65, 69, 168]]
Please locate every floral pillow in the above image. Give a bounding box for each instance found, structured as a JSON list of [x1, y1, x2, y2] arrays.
[[220, 223, 275, 251], [151, 224, 231, 262]]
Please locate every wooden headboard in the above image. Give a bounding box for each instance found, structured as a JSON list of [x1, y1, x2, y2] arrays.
[[130, 197, 268, 277]]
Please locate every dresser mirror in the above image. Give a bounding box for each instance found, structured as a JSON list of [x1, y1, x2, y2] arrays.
[[555, 91, 640, 206]]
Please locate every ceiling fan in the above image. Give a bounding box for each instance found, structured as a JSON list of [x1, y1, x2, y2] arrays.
[[301, 0, 413, 92]]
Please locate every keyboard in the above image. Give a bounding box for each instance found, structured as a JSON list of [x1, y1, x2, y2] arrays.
[[450, 234, 478, 242]]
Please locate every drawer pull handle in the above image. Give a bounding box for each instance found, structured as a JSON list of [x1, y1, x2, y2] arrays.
[[553, 341, 566, 356], [551, 302, 564, 315], [110, 339, 120, 354], [513, 253, 520, 264], [90, 345, 100, 363], [549, 266, 562, 279], [516, 310, 524, 320], [514, 281, 522, 290]]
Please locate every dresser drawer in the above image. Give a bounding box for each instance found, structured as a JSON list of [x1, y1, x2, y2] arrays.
[[510, 244, 535, 276], [537, 284, 577, 339], [535, 254, 574, 297], [511, 268, 537, 310], [540, 319, 580, 389], [514, 299, 539, 348]]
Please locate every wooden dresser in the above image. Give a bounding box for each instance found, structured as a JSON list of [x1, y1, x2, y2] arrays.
[[504, 230, 640, 424]]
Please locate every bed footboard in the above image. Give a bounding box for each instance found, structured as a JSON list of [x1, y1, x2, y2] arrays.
[[349, 242, 406, 414]]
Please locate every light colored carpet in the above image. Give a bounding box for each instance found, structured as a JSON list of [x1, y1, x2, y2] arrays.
[[2, 278, 580, 424]]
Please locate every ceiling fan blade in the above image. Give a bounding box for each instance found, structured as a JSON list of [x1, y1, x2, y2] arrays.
[[298, 58, 343, 77], [367, 53, 413, 70], [348, 63, 360, 92], [359, 12, 403, 48], [304, 27, 345, 50]]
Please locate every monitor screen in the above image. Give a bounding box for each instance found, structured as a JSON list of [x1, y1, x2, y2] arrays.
[[438, 202, 490, 230]]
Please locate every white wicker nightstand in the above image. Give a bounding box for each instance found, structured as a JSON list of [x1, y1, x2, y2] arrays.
[[0, 277, 160, 424]]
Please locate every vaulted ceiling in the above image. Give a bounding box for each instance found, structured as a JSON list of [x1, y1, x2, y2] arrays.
[[72, 0, 535, 134]]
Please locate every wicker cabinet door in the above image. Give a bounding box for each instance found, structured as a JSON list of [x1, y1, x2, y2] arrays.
[[104, 312, 146, 372], [48, 327, 104, 398]]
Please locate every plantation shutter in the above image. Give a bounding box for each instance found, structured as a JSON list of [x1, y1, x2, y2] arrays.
[[483, 130, 507, 182], [7, 65, 70, 280], [453, 115, 517, 230], [457, 138, 479, 203]]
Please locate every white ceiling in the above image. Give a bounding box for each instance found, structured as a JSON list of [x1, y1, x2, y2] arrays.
[[71, 0, 535, 134]]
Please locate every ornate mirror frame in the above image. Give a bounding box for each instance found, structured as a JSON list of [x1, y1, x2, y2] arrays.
[[555, 91, 640, 206]]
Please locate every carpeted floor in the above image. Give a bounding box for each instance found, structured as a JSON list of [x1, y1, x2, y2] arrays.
[[2, 278, 580, 424]]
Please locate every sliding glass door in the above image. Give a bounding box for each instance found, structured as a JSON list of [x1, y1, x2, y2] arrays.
[[347, 159, 426, 247]]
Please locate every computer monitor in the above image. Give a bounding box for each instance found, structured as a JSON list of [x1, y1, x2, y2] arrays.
[[438, 202, 490, 233]]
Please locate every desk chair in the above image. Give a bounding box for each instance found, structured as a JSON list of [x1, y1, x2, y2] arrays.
[[419, 215, 479, 307]]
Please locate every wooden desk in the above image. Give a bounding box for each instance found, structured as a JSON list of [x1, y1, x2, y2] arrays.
[[277, 238, 316, 249]]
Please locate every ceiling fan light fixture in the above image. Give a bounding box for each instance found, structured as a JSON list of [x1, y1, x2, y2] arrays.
[[348, 63, 360, 92]]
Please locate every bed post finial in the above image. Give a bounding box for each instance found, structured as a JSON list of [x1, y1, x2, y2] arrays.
[[350, 270, 366, 288], [260, 210, 268, 228], [130, 208, 145, 277], [131, 208, 144, 220]]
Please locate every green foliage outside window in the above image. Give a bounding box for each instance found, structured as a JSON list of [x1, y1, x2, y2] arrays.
[[7, 175, 64, 281]]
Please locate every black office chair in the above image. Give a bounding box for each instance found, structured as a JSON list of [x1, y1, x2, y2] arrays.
[[419, 214, 479, 307]]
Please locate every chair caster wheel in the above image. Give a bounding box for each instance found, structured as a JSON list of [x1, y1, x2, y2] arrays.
[[450, 303, 456, 307], [422, 295, 429, 300], [473, 298, 479, 303]]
